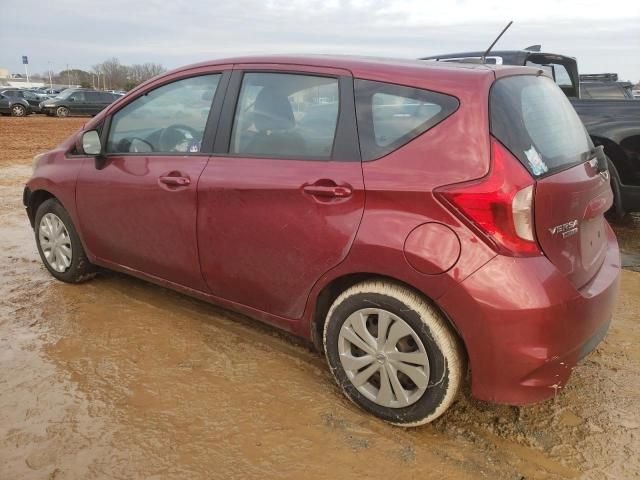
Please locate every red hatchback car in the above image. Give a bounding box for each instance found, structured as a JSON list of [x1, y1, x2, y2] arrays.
[[23, 56, 620, 426]]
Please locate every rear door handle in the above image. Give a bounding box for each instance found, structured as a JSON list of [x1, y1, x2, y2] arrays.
[[303, 183, 353, 198], [159, 176, 191, 186]]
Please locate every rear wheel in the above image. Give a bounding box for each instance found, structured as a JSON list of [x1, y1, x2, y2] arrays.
[[11, 104, 26, 117], [323, 281, 464, 426], [34, 198, 96, 283], [56, 106, 70, 118]]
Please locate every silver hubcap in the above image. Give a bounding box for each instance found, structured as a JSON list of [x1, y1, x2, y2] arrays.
[[38, 213, 73, 273], [57, 107, 68, 117], [12, 105, 24, 116], [338, 308, 430, 408]]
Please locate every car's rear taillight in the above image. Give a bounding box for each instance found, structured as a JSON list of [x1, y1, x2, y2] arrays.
[[435, 137, 541, 257]]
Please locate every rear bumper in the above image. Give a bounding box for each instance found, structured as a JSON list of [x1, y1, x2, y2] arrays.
[[439, 223, 621, 405]]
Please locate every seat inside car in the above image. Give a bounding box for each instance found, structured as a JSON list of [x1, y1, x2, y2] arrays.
[[244, 88, 307, 157]]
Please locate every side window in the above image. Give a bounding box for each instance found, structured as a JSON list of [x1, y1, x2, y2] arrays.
[[85, 91, 100, 101], [70, 92, 85, 102], [24, 91, 37, 100], [355, 79, 459, 161], [580, 83, 626, 99], [107, 74, 220, 154], [230, 73, 339, 159]]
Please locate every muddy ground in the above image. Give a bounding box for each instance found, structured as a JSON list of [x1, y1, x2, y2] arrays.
[[1, 116, 638, 479]]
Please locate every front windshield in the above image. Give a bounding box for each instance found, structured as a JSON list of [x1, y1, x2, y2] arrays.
[[55, 90, 74, 99]]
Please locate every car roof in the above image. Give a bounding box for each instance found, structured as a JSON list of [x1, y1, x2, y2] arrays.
[[162, 54, 538, 94], [178, 54, 514, 74]]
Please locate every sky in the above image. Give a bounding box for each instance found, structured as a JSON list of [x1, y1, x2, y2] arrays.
[[1, 0, 639, 81]]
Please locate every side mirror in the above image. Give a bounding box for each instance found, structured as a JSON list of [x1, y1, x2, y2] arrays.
[[82, 130, 102, 155]]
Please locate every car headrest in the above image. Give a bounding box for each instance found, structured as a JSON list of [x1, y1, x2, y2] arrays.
[[253, 89, 295, 132]]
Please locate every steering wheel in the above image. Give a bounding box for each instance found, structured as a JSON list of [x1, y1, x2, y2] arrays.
[[128, 137, 154, 153], [158, 124, 200, 152]]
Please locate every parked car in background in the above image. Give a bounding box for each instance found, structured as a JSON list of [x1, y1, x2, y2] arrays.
[[0, 90, 33, 116], [39, 89, 118, 117], [23, 55, 620, 426], [579, 74, 635, 100], [24, 89, 52, 100], [0, 88, 50, 113], [423, 47, 640, 217], [580, 81, 634, 99], [41, 87, 65, 95]]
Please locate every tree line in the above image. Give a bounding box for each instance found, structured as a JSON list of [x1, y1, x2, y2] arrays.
[[34, 58, 166, 91]]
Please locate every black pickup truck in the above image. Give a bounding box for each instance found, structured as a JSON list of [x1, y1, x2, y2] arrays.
[[423, 48, 640, 217]]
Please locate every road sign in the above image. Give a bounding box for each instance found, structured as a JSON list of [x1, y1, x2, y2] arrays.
[[22, 56, 28, 65]]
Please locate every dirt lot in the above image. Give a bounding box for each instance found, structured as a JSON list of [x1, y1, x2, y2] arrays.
[[1, 116, 639, 479]]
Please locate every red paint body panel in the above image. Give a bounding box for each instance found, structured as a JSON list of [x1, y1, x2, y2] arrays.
[[197, 157, 365, 319], [438, 224, 620, 404], [26, 136, 87, 245], [535, 161, 613, 289], [76, 155, 209, 291], [403, 223, 461, 275], [24, 55, 621, 408]]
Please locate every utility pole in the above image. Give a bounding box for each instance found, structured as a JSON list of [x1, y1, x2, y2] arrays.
[[48, 61, 53, 89], [22, 56, 30, 87], [67, 64, 70, 88]]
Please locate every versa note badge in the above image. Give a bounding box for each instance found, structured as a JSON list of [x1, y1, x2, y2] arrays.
[[549, 220, 579, 239]]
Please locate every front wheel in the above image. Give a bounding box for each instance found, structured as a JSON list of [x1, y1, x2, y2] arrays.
[[34, 198, 96, 283], [11, 104, 26, 117], [323, 281, 465, 426], [56, 106, 70, 118]]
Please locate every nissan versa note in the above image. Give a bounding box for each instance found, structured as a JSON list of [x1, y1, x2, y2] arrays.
[[23, 56, 620, 426]]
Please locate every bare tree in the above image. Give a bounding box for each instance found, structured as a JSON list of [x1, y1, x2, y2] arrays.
[[49, 58, 167, 91], [128, 63, 166, 86], [98, 57, 128, 90]]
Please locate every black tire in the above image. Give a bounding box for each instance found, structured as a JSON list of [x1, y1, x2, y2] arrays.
[[11, 104, 26, 117], [323, 281, 464, 426], [34, 198, 96, 283]]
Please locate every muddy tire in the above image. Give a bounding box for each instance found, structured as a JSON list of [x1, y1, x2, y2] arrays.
[[56, 106, 70, 118], [323, 281, 464, 427], [34, 198, 96, 283], [11, 104, 27, 117]]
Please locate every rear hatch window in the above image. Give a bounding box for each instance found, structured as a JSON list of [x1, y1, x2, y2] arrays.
[[490, 75, 591, 178], [491, 74, 612, 288]]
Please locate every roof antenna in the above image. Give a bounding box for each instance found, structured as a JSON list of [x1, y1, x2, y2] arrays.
[[481, 21, 513, 63]]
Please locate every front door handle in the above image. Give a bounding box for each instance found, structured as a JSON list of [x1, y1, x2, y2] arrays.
[[303, 182, 353, 198], [159, 175, 191, 187]]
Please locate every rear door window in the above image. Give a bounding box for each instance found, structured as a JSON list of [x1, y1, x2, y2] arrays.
[[229, 73, 340, 160], [490, 75, 591, 177], [355, 79, 459, 160]]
